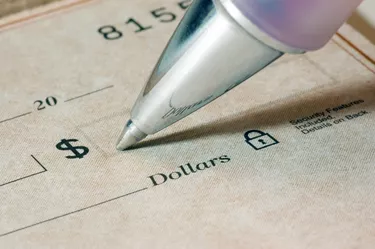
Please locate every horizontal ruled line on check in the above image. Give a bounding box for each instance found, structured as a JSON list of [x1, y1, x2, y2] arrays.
[[65, 85, 114, 102], [0, 112, 32, 124], [0, 187, 148, 237]]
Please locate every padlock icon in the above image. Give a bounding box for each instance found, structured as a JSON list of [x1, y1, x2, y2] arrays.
[[244, 130, 279, 150]]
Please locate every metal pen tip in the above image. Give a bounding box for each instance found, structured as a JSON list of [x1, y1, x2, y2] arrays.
[[116, 129, 138, 150], [116, 120, 147, 151]]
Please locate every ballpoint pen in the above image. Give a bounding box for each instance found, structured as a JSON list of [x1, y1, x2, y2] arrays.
[[116, 0, 363, 150]]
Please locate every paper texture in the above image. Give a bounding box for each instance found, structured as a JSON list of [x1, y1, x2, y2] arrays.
[[0, 0, 59, 18], [1, 0, 375, 248]]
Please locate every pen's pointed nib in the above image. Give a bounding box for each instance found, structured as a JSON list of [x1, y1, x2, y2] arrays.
[[116, 120, 147, 151], [116, 129, 137, 151]]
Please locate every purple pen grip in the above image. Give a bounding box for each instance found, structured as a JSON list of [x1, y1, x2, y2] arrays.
[[231, 0, 363, 50]]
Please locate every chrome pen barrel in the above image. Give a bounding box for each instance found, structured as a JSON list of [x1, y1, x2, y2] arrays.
[[117, 0, 289, 150]]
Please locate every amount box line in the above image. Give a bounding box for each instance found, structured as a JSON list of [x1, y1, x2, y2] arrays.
[[0, 187, 148, 237], [0, 155, 47, 187], [65, 85, 114, 102], [0, 112, 32, 124]]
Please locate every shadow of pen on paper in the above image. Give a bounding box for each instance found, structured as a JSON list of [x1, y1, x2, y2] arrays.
[[134, 79, 375, 149]]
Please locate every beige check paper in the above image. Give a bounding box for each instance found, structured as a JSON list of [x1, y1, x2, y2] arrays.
[[0, 0, 375, 248]]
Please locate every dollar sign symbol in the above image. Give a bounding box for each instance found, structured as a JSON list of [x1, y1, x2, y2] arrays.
[[56, 139, 89, 159]]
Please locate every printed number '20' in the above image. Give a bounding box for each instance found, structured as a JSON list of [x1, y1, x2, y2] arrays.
[[34, 96, 58, 110]]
